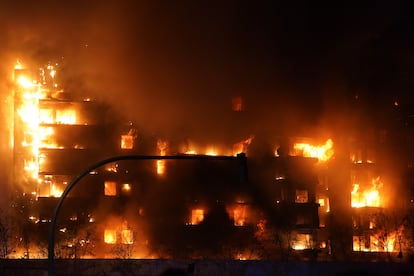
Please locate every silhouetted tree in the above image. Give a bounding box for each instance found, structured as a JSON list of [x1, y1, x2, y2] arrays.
[[0, 209, 14, 258]]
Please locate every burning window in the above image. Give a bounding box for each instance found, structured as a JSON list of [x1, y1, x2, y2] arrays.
[[317, 196, 330, 227], [190, 209, 204, 225], [350, 149, 376, 164], [121, 134, 134, 149], [295, 190, 309, 203], [317, 197, 330, 213], [50, 184, 63, 197], [353, 235, 369, 252], [121, 229, 133, 244], [104, 229, 117, 244], [104, 181, 117, 196], [351, 177, 383, 208], [291, 233, 313, 250], [233, 205, 247, 226], [121, 128, 137, 149], [55, 109, 76, 124], [370, 233, 396, 252], [39, 109, 54, 124], [353, 234, 396, 252], [38, 175, 69, 197], [121, 220, 134, 244]]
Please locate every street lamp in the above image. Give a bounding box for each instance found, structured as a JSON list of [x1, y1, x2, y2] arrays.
[[48, 153, 247, 275]]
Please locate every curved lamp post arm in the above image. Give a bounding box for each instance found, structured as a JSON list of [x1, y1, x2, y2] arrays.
[[48, 153, 247, 275]]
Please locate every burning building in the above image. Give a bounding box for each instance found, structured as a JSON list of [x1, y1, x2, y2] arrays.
[[4, 60, 414, 261]]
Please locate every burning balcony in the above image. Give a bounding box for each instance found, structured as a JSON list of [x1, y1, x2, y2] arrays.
[[288, 138, 334, 163]]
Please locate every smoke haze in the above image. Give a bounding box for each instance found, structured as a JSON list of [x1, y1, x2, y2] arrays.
[[0, 1, 411, 194]]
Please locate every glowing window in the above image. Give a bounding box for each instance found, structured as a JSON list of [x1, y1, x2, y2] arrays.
[[56, 109, 76, 124], [353, 236, 370, 252], [104, 181, 117, 196], [104, 229, 117, 244], [291, 233, 313, 250], [190, 209, 204, 225], [39, 109, 54, 124], [318, 197, 330, 212], [121, 229, 133, 244], [121, 134, 134, 149], [233, 205, 247, 226], [353, 235, 396, 252], [295, 190, 308, 203]]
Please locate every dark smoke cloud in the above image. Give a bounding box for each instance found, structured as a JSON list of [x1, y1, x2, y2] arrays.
[[1, 1, 408, 131], [0, 1, 411, 151]]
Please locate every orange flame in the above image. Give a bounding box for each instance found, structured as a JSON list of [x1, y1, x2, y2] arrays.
[[233, 135, 254, 156], [291, 233, 313, 250], [104, 229, 117, 244], [50, 184, 63, 197], [292, 139, 334, 162], [353, 232, 396, 252], [55, 109, 76, 124], [190, 209, 204, 225], [233, 205, 247, 226], [351, 177, 383, 208], [121, 221, 134, 244]]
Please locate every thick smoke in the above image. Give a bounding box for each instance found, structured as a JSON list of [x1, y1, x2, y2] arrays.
[[1, 1, 407, 138], [0, 1, 410, 208]]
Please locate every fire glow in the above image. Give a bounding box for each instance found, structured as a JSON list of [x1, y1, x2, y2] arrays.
[[351, 177, 383, 208], [13, 61, 81, 196], [190, 209, 204, 225], [14, 62, 41, 181], [353, 233, 397, 252], [292, 139, 334, 162], [9, 60, 404, 260]]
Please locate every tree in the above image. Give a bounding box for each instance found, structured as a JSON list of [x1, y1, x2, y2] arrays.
[[0, 209, 14, 258]]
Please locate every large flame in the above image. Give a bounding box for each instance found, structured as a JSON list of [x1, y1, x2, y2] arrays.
[[12, 61, 80, 197], [353, 232, 396, 252], [14, 63, 40, 182], [351, 177, 383, 208], [292, 139, 334, 162]]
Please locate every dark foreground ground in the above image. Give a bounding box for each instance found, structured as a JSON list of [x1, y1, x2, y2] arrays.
[[0, 259, 413, 276]]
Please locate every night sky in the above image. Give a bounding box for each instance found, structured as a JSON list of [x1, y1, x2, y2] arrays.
[[0, 0, 413, 140]]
